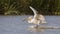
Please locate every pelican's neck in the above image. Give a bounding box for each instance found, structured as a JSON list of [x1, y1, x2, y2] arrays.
[[34, 14, 37, 18]]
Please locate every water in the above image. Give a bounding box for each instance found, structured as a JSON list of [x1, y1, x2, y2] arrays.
[[0, 15, 60, 34]]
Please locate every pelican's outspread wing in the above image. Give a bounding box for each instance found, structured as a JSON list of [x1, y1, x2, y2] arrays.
[[29, 6, 37, 15]]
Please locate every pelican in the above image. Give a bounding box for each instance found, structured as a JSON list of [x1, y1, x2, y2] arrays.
[[23, 6, 47, 27]]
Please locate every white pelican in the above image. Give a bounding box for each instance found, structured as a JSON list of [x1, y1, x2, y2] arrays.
[[23, 6, 47, 27]]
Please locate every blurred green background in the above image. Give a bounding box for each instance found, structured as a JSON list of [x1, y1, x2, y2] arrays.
[[0, 0, 60, 15]]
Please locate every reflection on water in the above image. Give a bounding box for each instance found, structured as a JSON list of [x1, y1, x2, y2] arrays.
[[27, 25, 60, 32], [28, 25, 45, 32], [0, 16, 60, 34]]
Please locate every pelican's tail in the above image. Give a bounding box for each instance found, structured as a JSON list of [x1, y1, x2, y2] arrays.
[[29, 6, 38, 15]]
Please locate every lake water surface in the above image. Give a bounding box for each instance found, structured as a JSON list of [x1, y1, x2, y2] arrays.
[[0, 15, 60, 34]]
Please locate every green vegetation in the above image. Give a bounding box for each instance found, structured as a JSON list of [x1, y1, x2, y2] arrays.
[[0, 0, 60, 15]]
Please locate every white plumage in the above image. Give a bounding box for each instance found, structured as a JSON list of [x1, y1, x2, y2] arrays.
[[27, 6, 47, 25]]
